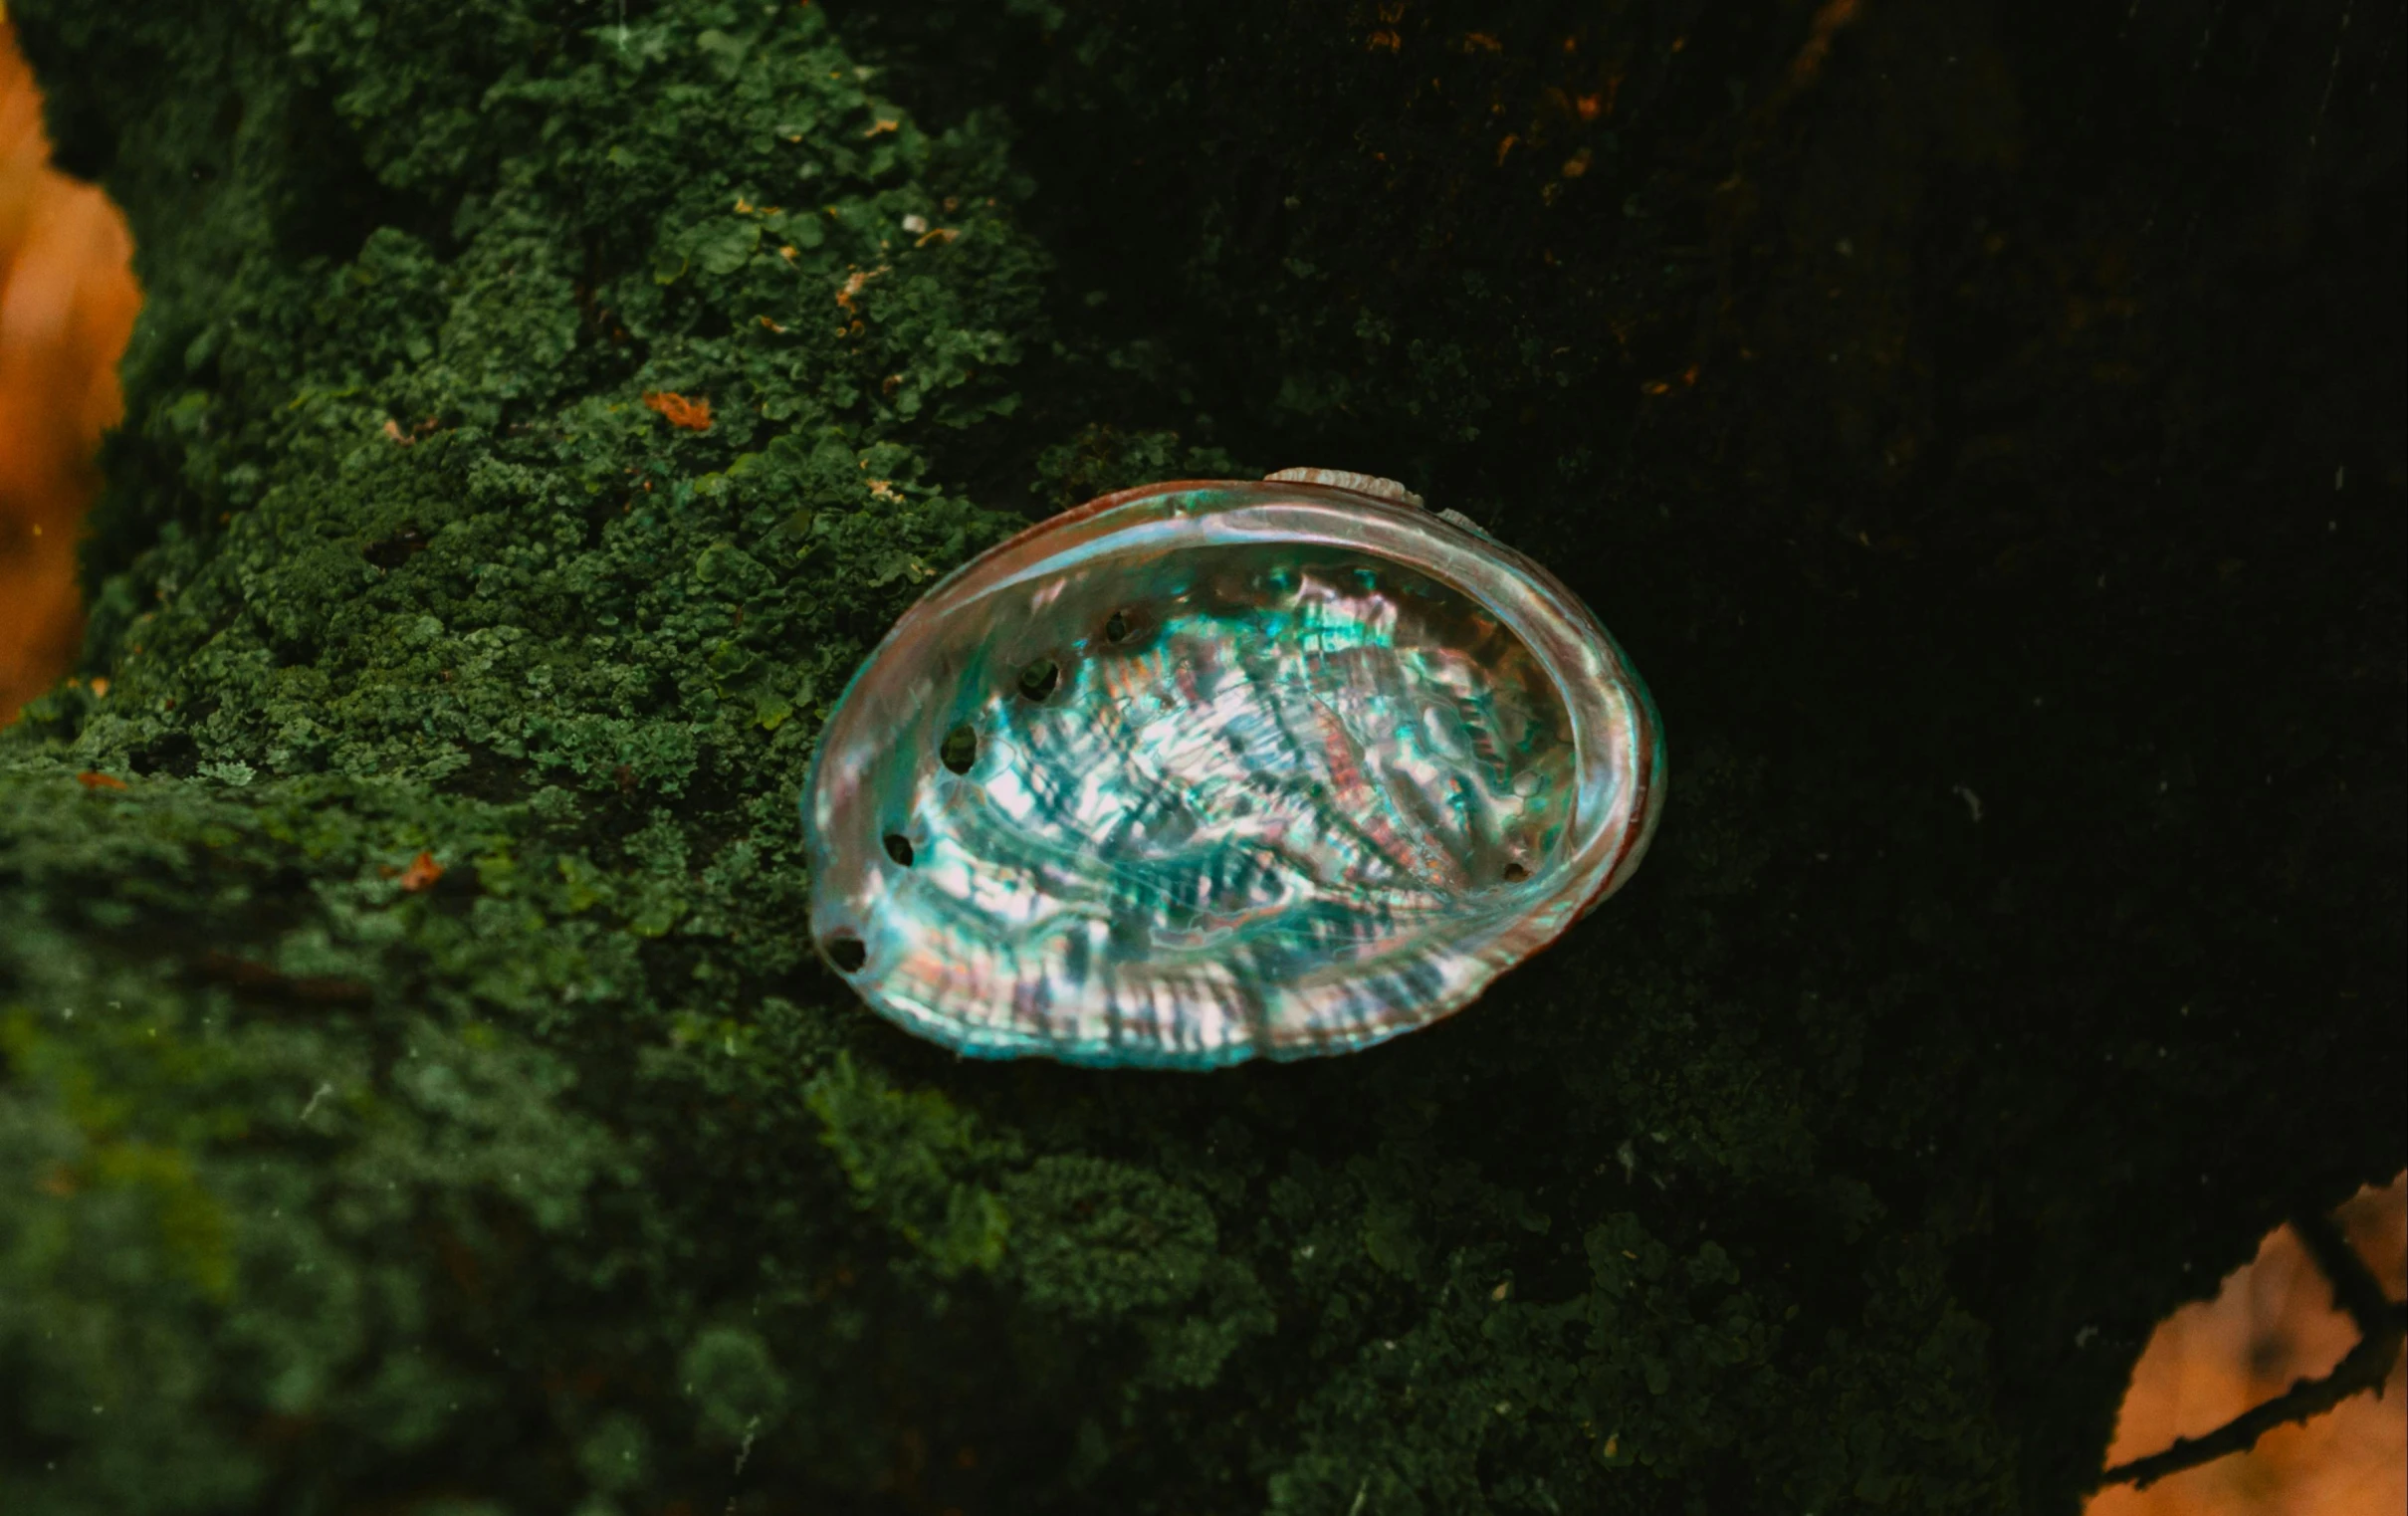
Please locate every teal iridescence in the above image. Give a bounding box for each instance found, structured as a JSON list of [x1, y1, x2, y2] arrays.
[[802, 478, 1664, 1067]]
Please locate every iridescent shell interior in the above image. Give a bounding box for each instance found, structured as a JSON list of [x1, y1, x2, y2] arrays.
[[801, 478, 1663, 1068]]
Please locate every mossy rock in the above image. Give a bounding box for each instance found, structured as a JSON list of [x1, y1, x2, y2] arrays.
[[3, 2, 2400, 1512]]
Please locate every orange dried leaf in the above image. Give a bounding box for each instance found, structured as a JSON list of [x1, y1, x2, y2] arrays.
[[834, 265, 890, 313], [642, 391, 713, 431], [1, 21, 141, 727], [1789, 0, 1860, 87]]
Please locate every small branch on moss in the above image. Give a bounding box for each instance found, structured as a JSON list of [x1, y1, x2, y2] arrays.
[[2095, 1205, 2408, 1492]]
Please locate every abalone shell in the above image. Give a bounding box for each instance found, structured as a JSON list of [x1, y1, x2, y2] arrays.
[[800, 473, 1664, 1067]]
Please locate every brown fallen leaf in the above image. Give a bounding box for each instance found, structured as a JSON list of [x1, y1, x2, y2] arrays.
[[398, 850, 444, 892], [641, 390, 712, 431]]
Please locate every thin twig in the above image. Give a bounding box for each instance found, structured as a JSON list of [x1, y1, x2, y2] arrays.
[[2095, 1205, 2407, 1491]]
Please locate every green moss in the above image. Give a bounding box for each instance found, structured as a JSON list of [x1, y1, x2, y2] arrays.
[[3, 0, 2401, 1512], [807, 1054, 1012, 1278]]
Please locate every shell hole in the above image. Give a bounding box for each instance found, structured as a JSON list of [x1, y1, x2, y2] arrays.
[[1501, 861, 1530, 883], [940, 724, 979, 773], [884, 834, 915, 867], [1104, 609, 1132, 643], [1017, 658, 1060, 701], [824, 934, 867, 973]]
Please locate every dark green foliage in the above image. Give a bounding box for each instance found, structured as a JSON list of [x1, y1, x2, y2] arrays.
[[3, 1, 2402, 1513]]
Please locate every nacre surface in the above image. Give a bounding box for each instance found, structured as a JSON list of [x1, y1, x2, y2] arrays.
[[801, 476, 1664, 1067]]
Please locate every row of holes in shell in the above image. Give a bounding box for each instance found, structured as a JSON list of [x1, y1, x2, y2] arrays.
[[823, 610, 1141, 975]]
